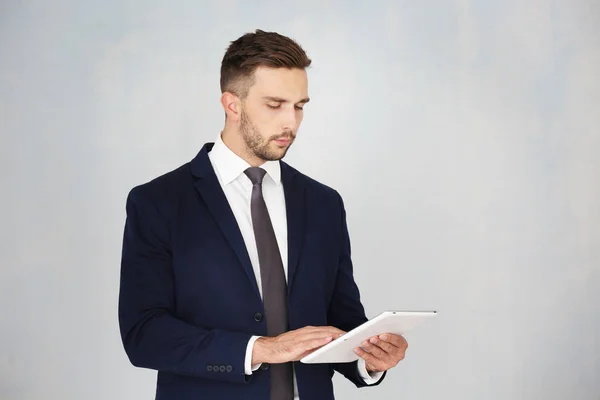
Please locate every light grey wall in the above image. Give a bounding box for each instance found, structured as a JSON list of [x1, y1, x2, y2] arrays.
[[1, 1, 599, 399]]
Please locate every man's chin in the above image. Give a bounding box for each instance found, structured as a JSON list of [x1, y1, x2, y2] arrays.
[[270, 143, 291, 157], [257, 147, 289, 162]]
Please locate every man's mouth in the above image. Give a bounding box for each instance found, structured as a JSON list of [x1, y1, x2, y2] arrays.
[[273, 136, 292, 146]]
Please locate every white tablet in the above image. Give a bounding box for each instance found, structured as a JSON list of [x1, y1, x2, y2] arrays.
[[300, 310, 437, 364]]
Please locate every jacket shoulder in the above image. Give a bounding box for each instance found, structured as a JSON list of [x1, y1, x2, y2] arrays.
[[126, 161, 192, 206], [284, 162, 342, 203]]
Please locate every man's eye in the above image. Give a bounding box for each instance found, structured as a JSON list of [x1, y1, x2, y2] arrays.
[[295, 106, 304, 111], [267, 104, 280, 109]]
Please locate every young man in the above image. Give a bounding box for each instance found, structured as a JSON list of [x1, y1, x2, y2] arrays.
[[118, 29, 408, 400]]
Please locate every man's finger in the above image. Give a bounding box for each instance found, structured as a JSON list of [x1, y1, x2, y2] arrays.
[[354, 347, 386, 371], [360, 340, 389, 360], [296, 331, 341, 343], [300, 326, 345, 337], [380, 333, 407, 348], [306, 325, 344, 333], [293, 337, 335, 358], [301, 336, 333, 351], [367, 337, 396, 354]]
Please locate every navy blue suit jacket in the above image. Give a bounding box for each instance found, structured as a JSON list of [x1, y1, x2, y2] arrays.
[[118, 143, 385, 399]]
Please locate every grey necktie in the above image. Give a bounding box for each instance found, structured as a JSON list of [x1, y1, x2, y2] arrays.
[[244, 167, 294, 400]]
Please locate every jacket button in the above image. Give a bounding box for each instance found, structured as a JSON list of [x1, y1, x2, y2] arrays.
[[219, 365, 226, 372], [254, 312, 263, 322], [261, 363, 270, 371], [207, 365, 213, 372], [226, 365, 233, 372]]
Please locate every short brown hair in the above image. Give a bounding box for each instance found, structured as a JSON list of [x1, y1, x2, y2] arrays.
[[220, 29, 312, 99]]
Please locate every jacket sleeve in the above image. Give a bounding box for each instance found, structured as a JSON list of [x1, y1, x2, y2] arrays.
[[118, 186, 252, 383], [327, 192, 387, 388]]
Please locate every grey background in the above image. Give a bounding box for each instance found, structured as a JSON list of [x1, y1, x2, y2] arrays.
[[1, 1, 599, 399]]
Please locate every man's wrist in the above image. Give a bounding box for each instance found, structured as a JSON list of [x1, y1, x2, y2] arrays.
[[357, 358, 384, 383], [251, 336, 273, 365], [366, 364, 378, 373], [245, 336, 264, 375]]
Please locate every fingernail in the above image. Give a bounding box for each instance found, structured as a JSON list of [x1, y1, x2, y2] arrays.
[[380, 334, 389, 340], [370, 338, 378, 344]]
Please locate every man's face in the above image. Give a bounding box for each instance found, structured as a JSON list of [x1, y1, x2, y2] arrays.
[[239, 66, 309, 162]]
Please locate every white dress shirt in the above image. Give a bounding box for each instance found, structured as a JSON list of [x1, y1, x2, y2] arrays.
[[208, 133, 383, 398]]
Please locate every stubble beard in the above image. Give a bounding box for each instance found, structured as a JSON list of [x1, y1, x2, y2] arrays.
[[240, 108, 294, 162]]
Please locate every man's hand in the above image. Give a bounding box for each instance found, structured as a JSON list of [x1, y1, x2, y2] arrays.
[[252, 326, 345, 365], [354, 333, 408, 373]]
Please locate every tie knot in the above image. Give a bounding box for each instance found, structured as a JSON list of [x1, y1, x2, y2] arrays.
[[244, 167, 267, 185]]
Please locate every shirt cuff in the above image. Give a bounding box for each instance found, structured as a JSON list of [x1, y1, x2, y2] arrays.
[[357, 358, 384, 384], [244, 335, 263, 375]]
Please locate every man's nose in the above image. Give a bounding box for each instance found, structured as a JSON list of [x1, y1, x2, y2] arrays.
[[282, 108, 299, 132]]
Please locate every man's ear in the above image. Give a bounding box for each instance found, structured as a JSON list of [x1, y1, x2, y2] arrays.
[[221, 92, 241, 122]]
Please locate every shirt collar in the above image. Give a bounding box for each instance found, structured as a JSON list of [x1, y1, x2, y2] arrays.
[[210, 133, 282, 186]]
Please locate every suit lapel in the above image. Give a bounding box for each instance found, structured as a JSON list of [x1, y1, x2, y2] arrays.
[[191, 144, 261, 300], [281, 162, 306, 295]]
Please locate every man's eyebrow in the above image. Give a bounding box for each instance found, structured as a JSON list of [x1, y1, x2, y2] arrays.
[[262, 96, 310, 104]]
